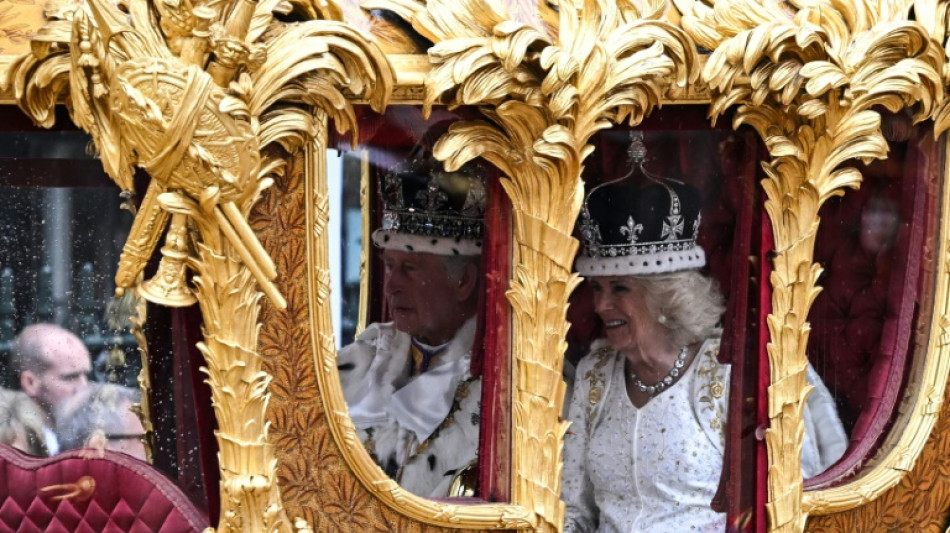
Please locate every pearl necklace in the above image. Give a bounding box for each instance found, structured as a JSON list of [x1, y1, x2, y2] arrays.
[[627, 345, 689, 397]]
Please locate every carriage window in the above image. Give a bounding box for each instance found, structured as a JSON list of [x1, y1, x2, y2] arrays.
[[804, 117, 941, 488], [564, 112, 769, 530], [0, 121, 211, 516], [330, 106, 508, 500], [0, 129, 143, 455]]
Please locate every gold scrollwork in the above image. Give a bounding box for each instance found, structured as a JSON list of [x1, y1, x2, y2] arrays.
[[5, 0, 392, 530], [677, 0, 945, 531]]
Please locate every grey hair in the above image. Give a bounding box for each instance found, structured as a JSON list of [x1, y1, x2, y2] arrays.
[[440, 254, 481, 284], [634, 270, 725, 347], [56, 383, 142, 452]]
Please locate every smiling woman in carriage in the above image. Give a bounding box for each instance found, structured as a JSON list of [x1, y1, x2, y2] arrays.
[[561, 153, 849, 533]]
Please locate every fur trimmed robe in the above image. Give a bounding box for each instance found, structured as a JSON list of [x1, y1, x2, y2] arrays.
[[339, 319, 480, 497]]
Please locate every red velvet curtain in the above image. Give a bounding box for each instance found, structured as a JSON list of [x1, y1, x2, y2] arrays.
[[477, 172, 512, 502], [805, 128, 937, 488], [143, 303, 216, 524]]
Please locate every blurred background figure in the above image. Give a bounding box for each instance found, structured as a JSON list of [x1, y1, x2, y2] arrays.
[[56, 382, 146, 461], [859, 196, 900, 255], [0, 388, 48, 456], [10, 323, 92, 454]]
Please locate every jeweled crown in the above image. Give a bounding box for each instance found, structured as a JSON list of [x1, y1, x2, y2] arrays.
[[575, 132, 706, 276], [373, 156, 486, 256]]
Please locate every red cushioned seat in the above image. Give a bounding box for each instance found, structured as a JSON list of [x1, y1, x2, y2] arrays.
[[0, 445, 209, 533]]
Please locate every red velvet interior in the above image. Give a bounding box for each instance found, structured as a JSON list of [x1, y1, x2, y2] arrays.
[[805, 130, 937, 488], [0, 446, 208, 533]]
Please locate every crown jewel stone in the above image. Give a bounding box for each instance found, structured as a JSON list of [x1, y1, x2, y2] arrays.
[[379, 158, 486, 243]]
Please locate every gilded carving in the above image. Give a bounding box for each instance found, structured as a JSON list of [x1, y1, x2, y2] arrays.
[[4, 0, 392, 530], [356, 0, 698, 530], [675, 1, 944, 531]]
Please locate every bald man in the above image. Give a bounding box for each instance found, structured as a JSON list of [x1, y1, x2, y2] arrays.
[[11, 323, 92, 454]]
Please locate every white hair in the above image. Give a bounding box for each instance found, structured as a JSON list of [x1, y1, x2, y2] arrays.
[[634, 270, 725, 347], [440, 254, 481, 284]]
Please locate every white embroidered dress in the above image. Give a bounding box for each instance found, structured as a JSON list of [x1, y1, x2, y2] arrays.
[[563, 338, 728, 533], [563, 337, 848, 533]]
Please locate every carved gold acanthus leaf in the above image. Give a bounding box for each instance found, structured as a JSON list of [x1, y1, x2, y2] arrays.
[[325, 0, 700, 531], [676, 0, 945, 531], [6, 0, 394, 530], [796, 0, 950, 519]]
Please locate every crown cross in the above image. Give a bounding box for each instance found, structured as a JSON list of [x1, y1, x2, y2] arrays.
[[579, 208, 602, 248], [383, 171, 406, 210], [662, 213, 684, 241], [460, 176, 486, 216], [417, 176, 449, 213], [620, 216, 643, 243]]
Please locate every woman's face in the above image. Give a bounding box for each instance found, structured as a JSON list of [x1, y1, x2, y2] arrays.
[[589, 276, 658, 354]]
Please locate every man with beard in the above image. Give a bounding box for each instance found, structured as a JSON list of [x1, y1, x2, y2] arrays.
[[10, 323, 92, 455]]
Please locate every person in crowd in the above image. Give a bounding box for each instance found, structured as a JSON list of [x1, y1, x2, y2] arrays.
[[10, 323, 92, 454], [56, 382, 147, 461], [0, 388, 48, 456], [562, 175, 848, 532], [338, 156, 484, 498]]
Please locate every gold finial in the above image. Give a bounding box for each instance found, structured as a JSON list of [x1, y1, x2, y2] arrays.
[[138, 213, 198, 307]]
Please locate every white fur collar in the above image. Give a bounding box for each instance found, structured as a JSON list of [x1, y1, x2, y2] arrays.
[[347, 318, 477, 443]]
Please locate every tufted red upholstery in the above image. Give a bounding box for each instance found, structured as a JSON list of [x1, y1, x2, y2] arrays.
[[0, 445, 209, 533], [805, 133, 935, 488]]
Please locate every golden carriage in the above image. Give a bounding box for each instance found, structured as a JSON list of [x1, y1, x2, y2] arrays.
[[0, 0, 948, 531]]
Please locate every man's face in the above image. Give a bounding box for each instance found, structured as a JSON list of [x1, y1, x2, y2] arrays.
[[382, 249, 472, 345], [22, 336, 91, 415]]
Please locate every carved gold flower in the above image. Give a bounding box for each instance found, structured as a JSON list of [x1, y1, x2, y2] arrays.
[[589, 388, 602, 405]]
